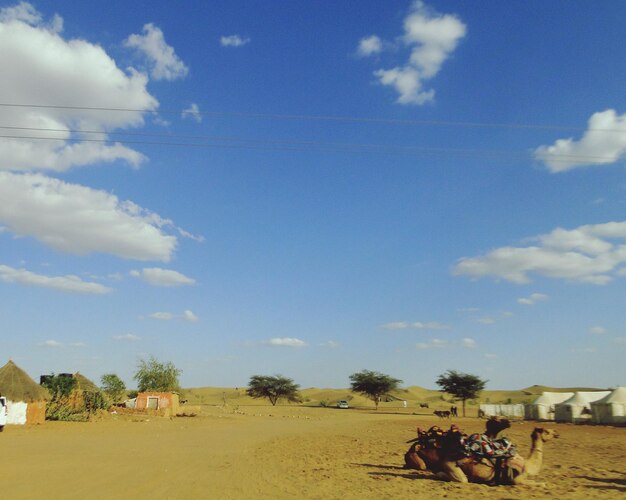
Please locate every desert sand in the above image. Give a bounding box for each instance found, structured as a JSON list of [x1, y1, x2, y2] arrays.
[[2, 404, 624, 499]]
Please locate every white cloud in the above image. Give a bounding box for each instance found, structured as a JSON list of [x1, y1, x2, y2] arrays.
[[113, 333, 140, 341], [589, 326, 607, 335], [125, 23, 188, 81], [478, 317, 496, 324], [461, 337, 477, 348], [130, 267, 196, 286], [517, 293, 549, 305], [0, 7, 158, 172], [365, 1, 466, 105], [220, 34, 250, 47], [150, 312, 174, 321], [357, 35, 383, 57], [484, 353, 497, 359], [263, 337, 308, 348], [415, 337, 476, 349], [182, 310, 198, 322], [382, 320, 449, 330], [535, 109, 626, 172], [39, 339, 62, 348], [613, 336, 626, 345], [182, 103, 202, 123], [319, 340, 339, 348], [454, 221, 626, 285], [0, 263, 112, 294], [0, 172, 177, 261]]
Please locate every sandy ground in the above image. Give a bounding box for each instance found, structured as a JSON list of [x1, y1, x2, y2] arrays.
[[2, 406, 624, 499]]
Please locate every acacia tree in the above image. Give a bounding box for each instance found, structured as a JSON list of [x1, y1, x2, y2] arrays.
[[100, 373, 126, 403], [349, 370, 402, 410], [246, 375, 302, 406], [436, 370, 486, 417], [134, 356, 182, 393]]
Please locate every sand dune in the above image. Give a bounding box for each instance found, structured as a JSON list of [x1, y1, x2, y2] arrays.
[[2, 404, 624, 499]]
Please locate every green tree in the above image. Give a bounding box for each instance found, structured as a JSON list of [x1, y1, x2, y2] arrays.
[[41, 373, 77, 398], [100, 373, 127, 403], [349, 370, 402, 410], [134, 356, 182, 393], [436, 370, 487, 417], [246, 375, 302, 406]]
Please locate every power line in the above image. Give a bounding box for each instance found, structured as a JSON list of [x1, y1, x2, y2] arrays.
[[1, 102, 625, 134], [0, 132, 617, 164]]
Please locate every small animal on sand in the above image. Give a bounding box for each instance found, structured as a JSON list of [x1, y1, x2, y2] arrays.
[[434, 410, 451, 419], [419, 403, 429, 408]]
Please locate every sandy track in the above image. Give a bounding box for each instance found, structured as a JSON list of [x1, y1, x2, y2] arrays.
[[2, 406, 624, 499]]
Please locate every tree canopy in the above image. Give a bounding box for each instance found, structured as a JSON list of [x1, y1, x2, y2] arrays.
[[133, 356, 182, 393], [436, 370, 486, 417], [100, 373, 126, 402], [349, 370, 402, 410], [246, 375, 302, 406]]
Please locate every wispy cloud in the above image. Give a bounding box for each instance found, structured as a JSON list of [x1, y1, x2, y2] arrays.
[[125, 23, 189, 80], [454, 221, 626, 285], [518, 293, 549, 305], [130, 268, 196, 287], [382, 321, 449, 330], [0, 264, 112, 294], [220, 34, 250, 47], [113, 333, 141, 342], [39, 340, 62, 348], [589, 326, 607, 335], [262, 337, 308, 348], [182, 103, 202, 123], [357, 35, 383, 57], [415, 337, 476, 350]]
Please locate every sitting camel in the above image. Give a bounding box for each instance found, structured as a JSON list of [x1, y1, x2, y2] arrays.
[[405, 416, 510, 472], [440, 427, 559, 485]]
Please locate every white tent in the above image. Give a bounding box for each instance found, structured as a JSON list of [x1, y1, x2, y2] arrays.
[[590, 387, 626, 425], [480, 404, 524, 418], [554, 391, 610, 423], [524, 392, 574, 421]]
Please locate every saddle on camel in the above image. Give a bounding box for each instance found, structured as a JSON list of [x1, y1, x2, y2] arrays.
[[404, 416, 528, 485]]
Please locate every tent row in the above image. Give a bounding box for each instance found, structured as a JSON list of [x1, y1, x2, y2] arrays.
[[525, 389, 626, 424]]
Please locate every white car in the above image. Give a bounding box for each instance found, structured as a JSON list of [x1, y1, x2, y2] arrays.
[[0, 396, 7, 431], [336, 400, 349, 409]]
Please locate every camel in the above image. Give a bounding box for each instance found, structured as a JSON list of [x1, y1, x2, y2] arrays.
[[404, 417, 511, 472], [438, 427, 559, 485]]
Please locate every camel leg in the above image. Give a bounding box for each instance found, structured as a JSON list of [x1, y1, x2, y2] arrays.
[[404, 451, 428, 470], [439, 462, 468, 483]]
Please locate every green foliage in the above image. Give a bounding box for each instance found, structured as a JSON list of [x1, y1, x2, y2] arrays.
[[436, 370, 487, 417], [100, 373, 126, 403], [133, 356, 182, 393], [41, 374, 77, 398], [246, 375, 302, 406], [349, 370, 402, 410], [127, 390, 139, 399]]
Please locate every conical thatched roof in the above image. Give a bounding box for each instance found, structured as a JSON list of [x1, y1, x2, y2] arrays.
[[0, 360, 49, 402], [73, 372, 99, 392]]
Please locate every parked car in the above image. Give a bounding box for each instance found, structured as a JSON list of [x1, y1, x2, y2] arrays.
[[0, 396, 7, 431], [336, 400, 349, 409]]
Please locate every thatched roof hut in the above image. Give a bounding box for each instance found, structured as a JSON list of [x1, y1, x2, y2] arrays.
[[0, 360, 49, 402], [73, 372, 99, 392], [0, 360, 49, 425]]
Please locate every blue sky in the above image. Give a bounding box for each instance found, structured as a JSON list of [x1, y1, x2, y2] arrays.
[[1, 1, 625, 390]]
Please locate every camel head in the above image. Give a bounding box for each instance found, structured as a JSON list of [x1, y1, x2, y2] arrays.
[[531, 427, 559, 442], [485, 416, 511, 437]]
